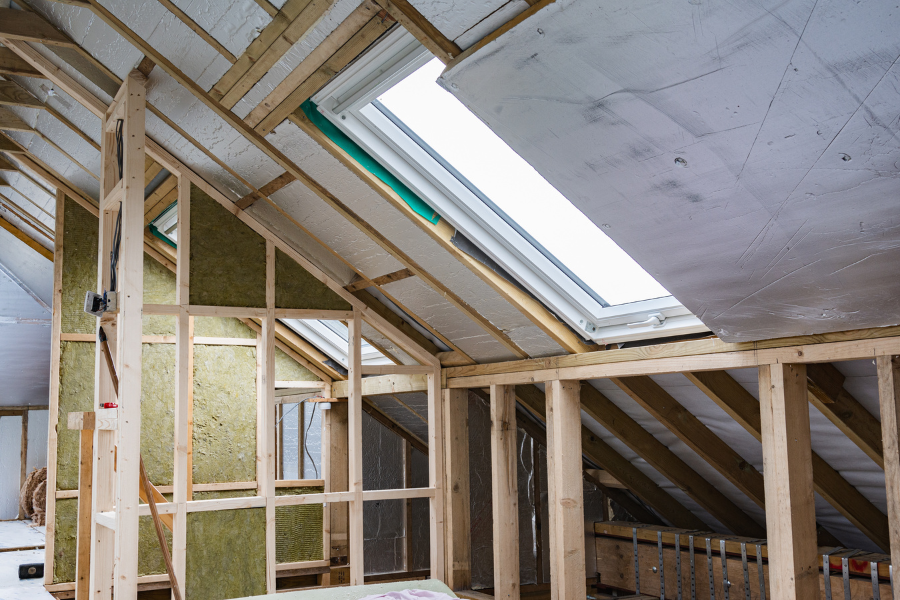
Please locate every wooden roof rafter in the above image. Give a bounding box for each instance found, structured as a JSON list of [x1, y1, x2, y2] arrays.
[[14, 3, 525, 362]]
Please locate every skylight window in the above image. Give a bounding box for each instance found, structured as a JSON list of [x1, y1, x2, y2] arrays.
[[311, 30, 707, 344], [376, 59, 669, 307]]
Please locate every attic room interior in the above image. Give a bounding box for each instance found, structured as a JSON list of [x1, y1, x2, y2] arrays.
[[0, 0, 898, 598]]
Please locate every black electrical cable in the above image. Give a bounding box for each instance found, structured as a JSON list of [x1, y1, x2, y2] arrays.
[[303, 401, 319, 479], [115, 119, 124, 181], [109, 203, 122, 292]]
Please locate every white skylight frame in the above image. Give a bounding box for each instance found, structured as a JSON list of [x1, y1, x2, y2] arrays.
[[282, 319, 391, 367], [312, 30, 707, 344]]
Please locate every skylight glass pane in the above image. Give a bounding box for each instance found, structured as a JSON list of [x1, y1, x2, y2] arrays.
[[377, 58, 670, 306]]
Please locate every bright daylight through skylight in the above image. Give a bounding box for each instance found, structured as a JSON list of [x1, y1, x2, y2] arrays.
[[377, 59, 670, 306]]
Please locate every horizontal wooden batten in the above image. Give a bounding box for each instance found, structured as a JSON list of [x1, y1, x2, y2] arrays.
[[275, 559, 331, 573], [446, 332, 900, 388], [361, 487, 435, 501], [188, 305, 267, 318], [333, 373, 427, 398], [95, 511, 116, 530], [67, 409, 117, 431], [361, 365, 432, 375], [274, 491, 356, 506], [185, 496, 267, 513], [142, 303, 180, 315], [275, 380, 327, 389], [137, 503, 177, 517], [275, 479, 325, 488]]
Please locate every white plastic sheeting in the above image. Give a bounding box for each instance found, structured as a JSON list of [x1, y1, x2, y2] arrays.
[[0, 415, 23, 520]]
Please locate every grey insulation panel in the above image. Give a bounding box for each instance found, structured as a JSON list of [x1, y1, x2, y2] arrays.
[[441, 0, 900, 342], [367, 392, 429, 442]]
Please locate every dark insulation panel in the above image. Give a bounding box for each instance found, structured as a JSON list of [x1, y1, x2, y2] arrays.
[[189, 183, 266, 308]]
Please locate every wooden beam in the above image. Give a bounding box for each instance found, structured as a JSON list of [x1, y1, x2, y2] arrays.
[[219, 0, 338, 108], [325, 399, 349, 568], [0, 47, 42, 77], [514, 383, 708, 530], [348, 312, 364, 585], [0, 8, 76, 46], [686, 370, 889, 551], [579, 383, 765, 537], [155, 0, 236, 63], [0, 191, 54, 239], [212, 0, 327, 102], [876, 355, 900, 583], [807, 362, 884, 468], [246, 1, 387, 130], [0, 80, 44, 108], [490, 384, 520, 600], [544, 380, 585, 600], [442, 388, 471, 590], [332, 373, 426, 397], [372, 0, 461, 63], [0, 214, 52, 259], [612, 375, 767, 509], [758, 363, 818, 600], [235, 171, 295, 210], [0, 105, 33, 131], [345, 268, 414, 293], [74, 428, 93, 600]]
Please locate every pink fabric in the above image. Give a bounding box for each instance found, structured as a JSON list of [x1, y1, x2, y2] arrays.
[[357, 590, 456, 600]]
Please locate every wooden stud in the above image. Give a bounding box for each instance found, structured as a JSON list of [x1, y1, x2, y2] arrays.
[[758, 364, 818, 600], [235, 171, 295, 210], [110, 68, 146, 600], [372, 0, 461, 63], [74, 428, 93, 600], [261, 238, 277, 593], [544, 380, 585, 600], [428, 368, 445, 581], [877, 355, 900, 588], [442, 388, 471, 590], [43, 191, 64, 586], [325, 397, 349, 573], [686, 370, 888, 551], [347, 311, 364, 585], [0, 8, 76, 46], [490, 384, 520, 600], [403, 439, 413, 572], [155, 0, 236, 63]]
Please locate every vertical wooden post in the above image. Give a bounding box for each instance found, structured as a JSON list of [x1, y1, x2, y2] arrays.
[[171, 175, 190, 600], [490, 384, 519, 600], [324, 392, 349, 580], [18, 410, 28, 520], [877, 355, 900, 591], [545, 380, 585, 600], [74, 427, 94, 600], [428, 367, 445, 581], [403, 439, 413, 572], [443, 388, 471, 589], [111, 68, 146, 600], [260, 239, 277, 593], [44, 189, 65, 586], [348, 311, 364, 585], [759, 363, 817, 600]]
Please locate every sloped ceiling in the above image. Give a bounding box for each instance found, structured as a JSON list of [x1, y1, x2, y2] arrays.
[[441, 0, 900, 342]]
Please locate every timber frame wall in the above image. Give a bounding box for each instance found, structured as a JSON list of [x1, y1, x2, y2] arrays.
[[43, 70, 446, 600], [440, 329, 900, 600]]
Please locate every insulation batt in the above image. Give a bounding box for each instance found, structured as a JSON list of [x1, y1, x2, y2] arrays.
[[358, 590, 455, 600]]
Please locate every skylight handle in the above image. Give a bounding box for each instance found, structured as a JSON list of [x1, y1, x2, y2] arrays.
[[626, 313, 666, 329]]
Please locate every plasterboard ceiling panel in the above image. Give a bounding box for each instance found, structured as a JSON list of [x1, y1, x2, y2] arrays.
[[172, 0, 272, 58], [232, 0, 365, 119], [29, 0, 142, 83], [407, 0, 515, 41], [246, 196, 358, 285], [441, 0, 900, 343], [0, 227, 53, 305], [724, 366, 886, 551], [381, 275, 516, 362], [0, 273, 50, 406], [265, 179, 407, 278]]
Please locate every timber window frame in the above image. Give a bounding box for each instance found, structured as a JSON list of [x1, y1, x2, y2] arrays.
[[311, 29, 708, 345]]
